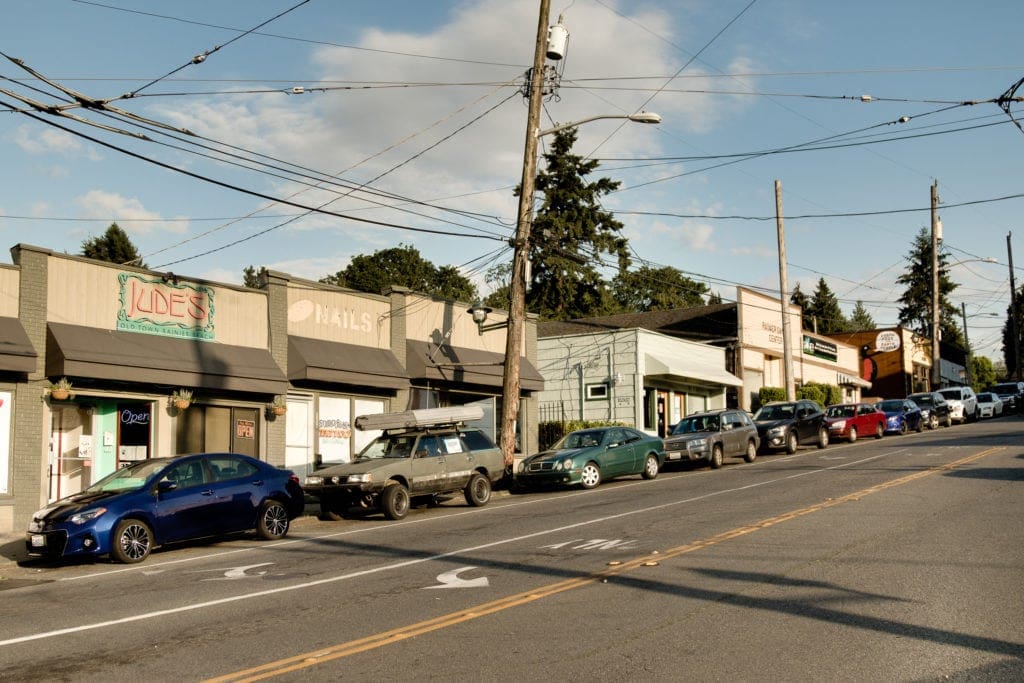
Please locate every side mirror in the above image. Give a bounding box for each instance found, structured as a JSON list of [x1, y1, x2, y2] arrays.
[[157, 479, 178, 493]]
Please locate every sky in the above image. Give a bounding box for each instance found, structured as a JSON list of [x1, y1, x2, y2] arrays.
[[1, 0, 1022, 362]]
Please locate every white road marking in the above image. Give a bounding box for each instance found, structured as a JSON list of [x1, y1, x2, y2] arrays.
[[423, 567, 489, 589]]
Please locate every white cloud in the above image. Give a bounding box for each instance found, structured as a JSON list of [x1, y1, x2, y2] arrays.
[[14, 124, 101, 160], [75, 190, 187, 235]]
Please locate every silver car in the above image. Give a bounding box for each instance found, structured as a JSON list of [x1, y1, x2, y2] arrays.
[[663, 409, 760, 469]]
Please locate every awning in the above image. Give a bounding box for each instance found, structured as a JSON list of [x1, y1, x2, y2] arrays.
[[838, 372, 872, 389], [406, 340, 544, 392], [47, 323, 288, 395], [289, 336, 408, 390], [0, 316, 37, 373], [644, 352, 743, 387]]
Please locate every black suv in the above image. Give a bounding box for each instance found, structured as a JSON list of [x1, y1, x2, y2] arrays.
[[989, 381, 1024, 413], [753, 400, 829, 454], [907, 392, 952, 429]]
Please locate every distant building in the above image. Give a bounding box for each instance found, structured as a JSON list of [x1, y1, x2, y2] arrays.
[[827, 327, 965, 397]]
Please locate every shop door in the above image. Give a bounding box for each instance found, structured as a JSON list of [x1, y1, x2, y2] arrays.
[[49, 405, 92, 502], [657, 391, 669, 438], [231, 407, 259, 457], [175, 405, 260, 457], [285, 396, 314, 478]]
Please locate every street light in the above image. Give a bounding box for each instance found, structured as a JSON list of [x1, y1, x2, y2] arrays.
[[536, 112, 661, 137]]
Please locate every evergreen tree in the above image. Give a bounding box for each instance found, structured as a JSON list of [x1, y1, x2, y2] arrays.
[[807, 278, 848, 334], [707, 290, 723, 305], [896, 227, 965, 349], [242, 265, 268, 288], [848, 300, 876, 331], [611, 265, 708, 312], [524, 127, 629, 320], [320, 244, 477, 302], [80, 223, 145, 267], [1000, 285, 1024, 378], [790, 283, 811, 330]]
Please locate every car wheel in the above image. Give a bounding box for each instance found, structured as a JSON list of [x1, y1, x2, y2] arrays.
[[848, 426, 858, 443], [580, 462, 602, 489], [463, 473, 492, 507], [709, 444, 724, 469], [318, 497, 345, 522], [111, 518, 153, 564], [785, 431, 798, 454], [642, 454, 660, 479], [928, 414, 938, 430], [915, 417, 924, 433], [875, 422, 884, 439], [898, 421, 908, 436], [381, 482, 411, 520], [257, 500, 290, 540], [817, 427, 829, 449], [944, 414, 953, 428], [743, 440, 757, 463]]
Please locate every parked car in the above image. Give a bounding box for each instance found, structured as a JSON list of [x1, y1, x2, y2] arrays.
[[907, 392, 953, 429], [988, 381, 1024, 413], [753, 400, 829, 453], [515, 426, 664, 489], [663, 409, 759, 468], [824, 402, 886, 442], [26, 453, 304, 564], [305, 406, 505, 521], [875, 398, 925, 434], [938, 386, 978, 423], [976, 392, 1004, 418]]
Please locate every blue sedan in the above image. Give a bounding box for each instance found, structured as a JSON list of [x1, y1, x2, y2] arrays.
[[26, 453, 305, 564], [876, 399, 924, 435]]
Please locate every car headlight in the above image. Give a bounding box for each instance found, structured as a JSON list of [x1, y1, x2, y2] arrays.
[[69, 507, 106, 525], [305, 475, 323, 486], [690, 438, 707, 449], [831, 420, 846, 430], [767, 426, 785, 437], [560, 458, 574, 471], [516, 461, 525, 473], [347, 473, 372, 483]]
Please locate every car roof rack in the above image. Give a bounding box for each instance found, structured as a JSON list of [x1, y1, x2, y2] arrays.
[[354, 406, 484, 432]]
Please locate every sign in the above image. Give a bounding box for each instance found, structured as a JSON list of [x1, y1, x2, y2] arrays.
[[236, 419, 255, 439], [117, 273, 215, 341], [875, 330, 901, 353], [802, 335, 838, 362]]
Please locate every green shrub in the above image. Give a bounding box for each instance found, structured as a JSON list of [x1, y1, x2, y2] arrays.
[[538, 419, 627, 451], [758, 387, 786, 405], [796, 382, 842, 408]]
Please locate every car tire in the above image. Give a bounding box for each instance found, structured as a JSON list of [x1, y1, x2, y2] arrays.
[[111, 518, 153, 564], [928, 414, 938, 430], [944, 414, 953, 428], [875, 422, 884, 439], [785, 431, 798, 454], [580, 462, 602, 489], [848, 426, 858, 443], [898, 421, 908, 436], [381, 482, 411, 520], [817, 427, 829, 449], [463, 473, 492, 507], [915, 418, 924, 433], [744, 440, 757, 463], [709, 444, 723, 469], [642, 454, 660, 479], [257, 500, 290, 540]]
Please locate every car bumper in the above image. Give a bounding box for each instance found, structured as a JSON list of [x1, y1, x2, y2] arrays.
[[664, 445, 709, 462], [514, 470, 581, 487], [25, 527, 105, 559], [758, 432, 788, 449]]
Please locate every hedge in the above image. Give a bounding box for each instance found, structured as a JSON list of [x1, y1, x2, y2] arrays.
[[538, 420, 626, 451]]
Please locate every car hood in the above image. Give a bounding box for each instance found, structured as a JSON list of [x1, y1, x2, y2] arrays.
[[664, 432, 714, 445], [33, 490, 128, 522], [754, 418, 792, 431], [313, 458, 406, 477], [522, 448, 589, 464], [825, 417, 848, 424]]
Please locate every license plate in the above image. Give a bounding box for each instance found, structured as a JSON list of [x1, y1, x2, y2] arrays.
[[31, 534, 46, 548], [667, 452, 681, 461]]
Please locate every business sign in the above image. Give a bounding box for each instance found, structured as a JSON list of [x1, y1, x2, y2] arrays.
[[117, 273, 215, 340], [875, 330, 901, 353], [802, 335, 838, 362]]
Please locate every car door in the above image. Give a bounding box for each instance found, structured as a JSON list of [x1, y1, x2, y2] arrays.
[[720, 412, 742, 456], [410, 435, 447, 494], [600, 427, 636, 476], [795, 402, 816, 443], [151, 457, 217, 542], [204, 454, 262, 533], [438, 431, 473, 490]]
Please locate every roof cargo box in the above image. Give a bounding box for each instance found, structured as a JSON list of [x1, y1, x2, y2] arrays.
[[354, 405, 484, 432]]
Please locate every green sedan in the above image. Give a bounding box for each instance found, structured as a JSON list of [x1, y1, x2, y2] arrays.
[[514, 426, 665, 489]]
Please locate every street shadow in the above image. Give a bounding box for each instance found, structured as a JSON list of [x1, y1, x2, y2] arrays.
[[944, 467, 1024, 482]]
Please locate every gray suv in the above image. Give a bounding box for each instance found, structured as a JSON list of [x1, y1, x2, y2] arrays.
[[664, 409, 760, 468], [304, 407, 505, 521]]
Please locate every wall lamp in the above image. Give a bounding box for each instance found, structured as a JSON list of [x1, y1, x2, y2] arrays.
[[467, 302, 508, 335]]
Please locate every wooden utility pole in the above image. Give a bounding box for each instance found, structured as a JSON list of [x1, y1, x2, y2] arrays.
[[930, 181, 941, 389], [499, 0, 550, 468], [1008, 232, 1021, 380], [775, 180, 795, 401]]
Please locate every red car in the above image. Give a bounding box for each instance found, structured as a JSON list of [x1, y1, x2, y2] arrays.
[[824, 402, 886, 442]]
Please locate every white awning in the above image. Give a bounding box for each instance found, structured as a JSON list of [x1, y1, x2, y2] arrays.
[[838, 372, 872, 389], [644, 353, 743, 387]]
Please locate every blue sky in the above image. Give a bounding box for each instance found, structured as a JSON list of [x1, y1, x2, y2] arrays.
[[1, 1, 1022, 361]]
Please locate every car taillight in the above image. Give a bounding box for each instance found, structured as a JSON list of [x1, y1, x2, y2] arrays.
[[288, 474, 301, 486]]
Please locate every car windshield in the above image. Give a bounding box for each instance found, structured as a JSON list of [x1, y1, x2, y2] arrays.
[[84, 459, 169, 494], [938, 390, 961, 400], [671, 415, 720, 434], [977, 393, 994, 402], [356, 434, 418, 459], [825, 406, 855, 418], [556, 430, 606, 449], [877, 400, 904, 412], [910, 395, 934, 406], [754, 404, 795, 420], [991, 384, 1017, 394]]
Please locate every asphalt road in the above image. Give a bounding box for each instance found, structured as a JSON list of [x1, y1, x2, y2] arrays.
[[1, 416, 1022, 681]]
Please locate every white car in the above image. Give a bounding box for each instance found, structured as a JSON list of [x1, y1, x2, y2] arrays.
[[976, 392, 1003, 418], [939, 387, 978, 423]]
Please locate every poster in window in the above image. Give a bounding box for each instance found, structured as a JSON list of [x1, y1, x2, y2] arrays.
[[318, 396, 352, 464], [236, 419, 256, 440]]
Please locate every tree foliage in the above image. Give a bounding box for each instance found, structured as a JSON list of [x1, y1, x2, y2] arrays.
[[896, 227, 964, 349], [611, 265, 708, 312], [806, 277, 848, 334], [320, 244, 477, 301], [971, 354, 996, 392], [790, 283, 811, 329], [848, 300, 876, 331], [242, 265, 268, 289], [1000, 285, 1024, 378], [80, 223, 145, 268], [525, 127, 629, 320]]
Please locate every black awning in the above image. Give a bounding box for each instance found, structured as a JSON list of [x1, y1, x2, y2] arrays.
[[0, 316, 37, 373], [47, 323, 287, 395], [406, 340, 544, 392], [288, 336, 408, 390]]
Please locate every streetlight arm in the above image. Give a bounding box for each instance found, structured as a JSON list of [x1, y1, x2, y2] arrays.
[[537, 112, 661, 138]]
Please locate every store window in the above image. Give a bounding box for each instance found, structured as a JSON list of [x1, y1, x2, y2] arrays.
[[175, 405, 260, 457], [117, 402, 151, 465]]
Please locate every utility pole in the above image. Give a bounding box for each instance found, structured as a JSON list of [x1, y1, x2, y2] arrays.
[[775, 180, 795, 401], [930, 181, 941, 390], [1008, 232, 1021, 380], [499, 0, 550, 469], [961, 301, 972, 388]]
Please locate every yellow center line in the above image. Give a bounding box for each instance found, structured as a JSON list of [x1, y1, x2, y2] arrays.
[[206, 446, 1003, 683]]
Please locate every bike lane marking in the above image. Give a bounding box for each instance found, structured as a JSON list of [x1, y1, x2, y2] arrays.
[[202, 446, 1004, 682]]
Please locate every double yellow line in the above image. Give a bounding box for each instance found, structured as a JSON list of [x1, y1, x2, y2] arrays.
[[208, 446, 1002, 682]]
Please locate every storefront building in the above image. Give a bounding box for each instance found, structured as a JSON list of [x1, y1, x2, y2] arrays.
[[826, 327, 936, 397], [0, 246, 541, 534]]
